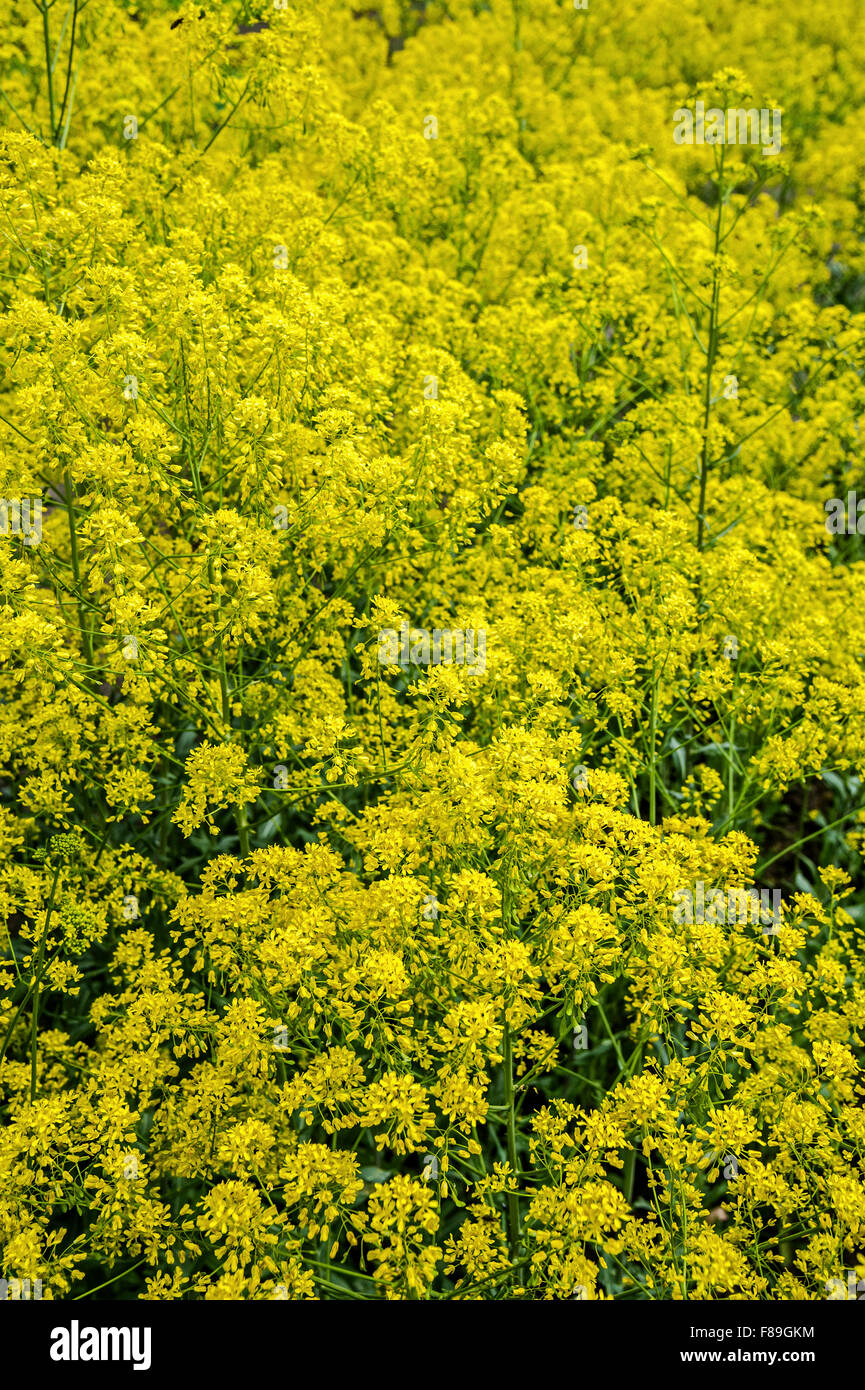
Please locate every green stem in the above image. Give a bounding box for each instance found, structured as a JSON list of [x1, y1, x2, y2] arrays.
[[40, 1, 56, 140], [0, 979, 39, 1067], [595, 997, 627, 1073], [648, 665, 658, 825], [696, 145, 726, 555], [624, 1147, 637, 1207], [72, 1257, 148, 1300], [502, 1020, 523, 1282], [64, 470, 95, 674], [54, 0, 78, 145], [30, 863, 62, 1103], [757, 808, 863, 875], [235, 802, 250, 859]]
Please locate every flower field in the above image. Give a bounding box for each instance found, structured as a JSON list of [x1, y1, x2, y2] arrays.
[[1, 0, 865, 1302]]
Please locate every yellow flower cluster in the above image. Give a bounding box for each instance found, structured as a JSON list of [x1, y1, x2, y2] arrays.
[[0, 0, 863, 1301]]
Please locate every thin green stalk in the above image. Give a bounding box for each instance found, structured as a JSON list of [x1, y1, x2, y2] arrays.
[[595, 997, 627, 1072], [63, 469, 95, 674], [648, 665, 658, 825], [40, 1, 56, 139], [623, 1148, 637, 1207], [0, 978, 39, 1066], [30, 862, 62, 1103], [53, 0, 78, 145], [757, 808, 864, 875], [696, 144, 727, 555], [235, 802, 250, 859], [72, 1257, 148, 1300], [502, 1020, 523, 1282]]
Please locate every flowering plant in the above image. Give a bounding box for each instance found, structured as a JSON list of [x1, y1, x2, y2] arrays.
[[0, 0, 863, 1301]]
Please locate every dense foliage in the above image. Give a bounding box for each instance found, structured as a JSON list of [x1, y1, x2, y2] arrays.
[[1, 0, 864, 1300]]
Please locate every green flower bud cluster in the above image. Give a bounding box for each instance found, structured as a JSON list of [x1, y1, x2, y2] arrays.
[[58, 902, 100, 956], [34, 832, 85, 867]]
